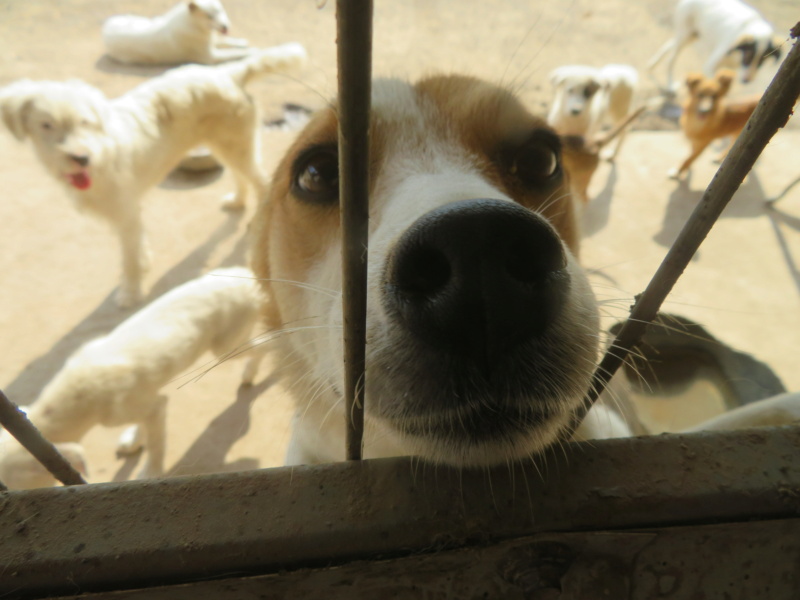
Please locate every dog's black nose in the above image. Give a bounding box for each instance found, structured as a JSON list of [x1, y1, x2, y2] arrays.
[[384, 199, 569, 373], [69, 153, 90, 167]]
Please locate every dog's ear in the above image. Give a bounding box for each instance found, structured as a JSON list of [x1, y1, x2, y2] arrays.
[[586, 80, 602, 97], [0, 81, 37, 141], [685, 73, 704, 92], [715, 69, 734, 94], [549, 68, 566, 88]]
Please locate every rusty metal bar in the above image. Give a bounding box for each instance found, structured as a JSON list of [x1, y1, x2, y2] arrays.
[[2, 426, 799, 597], [572, 25, 800, 430], [336, 0, 373, 460], [0, 388, 87, 487]]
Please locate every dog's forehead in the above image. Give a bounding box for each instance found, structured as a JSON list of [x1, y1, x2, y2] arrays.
[[29, 82, 102, 124], [370, 76, 545, 152]]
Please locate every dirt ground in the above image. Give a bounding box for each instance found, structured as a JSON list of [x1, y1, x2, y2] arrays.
[[0, 0, 798, 486]]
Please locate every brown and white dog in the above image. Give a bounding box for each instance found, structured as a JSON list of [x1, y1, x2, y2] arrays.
[[252, 75, 628, 467], [251, 74, 798, 468], [669, 69, 760, 179], [648, 0, 783, 92]]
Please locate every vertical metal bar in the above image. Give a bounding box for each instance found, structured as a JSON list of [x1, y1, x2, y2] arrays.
[[336, 0, 373, 460], [0, 388, 87, 486], [571, 26, 800, 431]]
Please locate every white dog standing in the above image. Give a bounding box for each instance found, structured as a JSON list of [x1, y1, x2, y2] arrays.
[[648, 0, 783, 91], [547, 64, 638, 159], [0, 43, 306, 307], [0, 267, 265, 490], [103, 0, 252, 66]]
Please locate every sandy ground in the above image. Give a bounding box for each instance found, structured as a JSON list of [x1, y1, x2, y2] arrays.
[[0, 0, 798, 486]]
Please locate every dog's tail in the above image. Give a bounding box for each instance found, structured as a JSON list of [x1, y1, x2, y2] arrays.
[[592, 98, 661, 150], [228, 42, 308, 88]]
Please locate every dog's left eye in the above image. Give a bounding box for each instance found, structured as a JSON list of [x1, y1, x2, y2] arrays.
[[40, 121, 53, 131], [509, 133, 561, 186], [292, 146, 339, 204]]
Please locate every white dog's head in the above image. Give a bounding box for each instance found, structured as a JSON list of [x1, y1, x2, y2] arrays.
[[546, 65, 604, 135], [252, 75, 600, 466], [0, 436, 88, 490], [0, 80, 111, 191], [187, 0, 232, 35]]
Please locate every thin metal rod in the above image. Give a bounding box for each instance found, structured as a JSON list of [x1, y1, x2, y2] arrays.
[[0, 388, 87, 486], [336, 0, 373, 460], [572, 24, 800, 431]]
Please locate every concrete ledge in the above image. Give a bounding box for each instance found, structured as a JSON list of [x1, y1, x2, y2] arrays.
[[2, 426, 800, 597]]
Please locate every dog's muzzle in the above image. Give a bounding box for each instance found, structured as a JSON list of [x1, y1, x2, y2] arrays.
[[383, 198, 569, 376]]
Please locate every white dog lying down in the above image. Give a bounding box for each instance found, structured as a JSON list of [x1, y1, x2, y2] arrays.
[[648, 0, 783, 91], [103, 0, 251, 66], [0, 42, 306, 307], [547, 64, 638, 159], [0, 267, 264, 490], [251, 74, 800, 467]]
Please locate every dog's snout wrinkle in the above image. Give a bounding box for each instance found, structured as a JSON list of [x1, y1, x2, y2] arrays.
[[385, 198, 568, 373]]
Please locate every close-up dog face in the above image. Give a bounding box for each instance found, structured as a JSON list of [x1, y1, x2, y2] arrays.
[[0, 80, 108, 191], [252, 75, 600, 466]]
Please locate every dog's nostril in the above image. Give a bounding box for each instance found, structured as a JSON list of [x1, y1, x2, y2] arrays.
[[69, 154, 90, 167]]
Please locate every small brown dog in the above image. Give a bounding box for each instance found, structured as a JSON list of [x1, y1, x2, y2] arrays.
[[669, 69, 760, 180]]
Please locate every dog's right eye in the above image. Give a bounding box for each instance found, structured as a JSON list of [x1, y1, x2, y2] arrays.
[[40, 121, 53, 131], [292, 146, 339, 205]]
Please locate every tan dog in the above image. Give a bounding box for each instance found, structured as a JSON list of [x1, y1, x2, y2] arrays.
[[0, 267, 264, 489], [669, 69, 760, 179], [0, 43, 306, 307]]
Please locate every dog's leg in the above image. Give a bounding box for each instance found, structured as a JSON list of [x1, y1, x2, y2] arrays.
[[114, 214, 150, 308], [669, 139, 712, 179], [216, 35, 249, 49], [137, 394, 168, 479], [683, 392, 800, 432], [214, 133, 268, 211], [208, 46, 254, 64], [240, 344, 267, 386]]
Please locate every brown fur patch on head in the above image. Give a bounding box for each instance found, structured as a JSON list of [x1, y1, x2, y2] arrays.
[[413, 75, 578, 252], [250, 106, 340, 330]]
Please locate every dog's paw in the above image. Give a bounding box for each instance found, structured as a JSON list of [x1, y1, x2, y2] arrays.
[[221, 192, 246, 211], [116, 425, 144, 457], [274, 42, 308, 66]]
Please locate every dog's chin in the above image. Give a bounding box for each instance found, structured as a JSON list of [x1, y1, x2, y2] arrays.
[[393, 414, 574, 467]]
